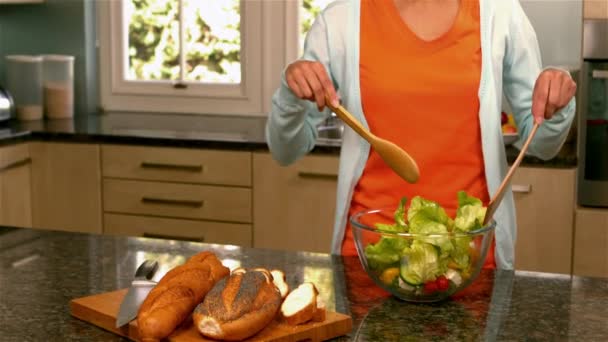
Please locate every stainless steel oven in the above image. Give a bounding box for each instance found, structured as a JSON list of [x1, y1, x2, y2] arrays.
[[578, 19, 608, 208]]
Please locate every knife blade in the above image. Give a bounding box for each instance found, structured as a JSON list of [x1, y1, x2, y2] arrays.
[[115, 259, 159, 328]]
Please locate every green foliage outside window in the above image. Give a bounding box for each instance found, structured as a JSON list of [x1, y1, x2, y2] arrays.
[[127, 0, 332, 83]]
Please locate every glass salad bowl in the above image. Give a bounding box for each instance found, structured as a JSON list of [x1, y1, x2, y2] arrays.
[[350, 197, 496, 303]]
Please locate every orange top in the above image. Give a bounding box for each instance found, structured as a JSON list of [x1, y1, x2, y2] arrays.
[[344, 0, 495, 268]]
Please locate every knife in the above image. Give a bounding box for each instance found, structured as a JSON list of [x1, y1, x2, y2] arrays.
[[115, 259, 159, 328]]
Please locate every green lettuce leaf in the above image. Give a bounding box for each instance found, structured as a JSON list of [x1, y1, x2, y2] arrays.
[[365, 236, 409, 270], [400, 240, 442, 284], [407, 196, 449, 224], [451, 236, 473, 269], [374, 223, 405, 233], [454, 191, 487, 232], [409, 207, 453, 255], [457, 191, 482, 207], [394, 197, 408, 228]]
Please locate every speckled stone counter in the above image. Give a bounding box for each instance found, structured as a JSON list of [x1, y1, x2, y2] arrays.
[[1, 227, 605, 341], [0, 113, 576, 166]]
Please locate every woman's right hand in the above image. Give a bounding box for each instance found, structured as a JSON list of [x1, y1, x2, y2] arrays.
[[285, 60, 340, 111]]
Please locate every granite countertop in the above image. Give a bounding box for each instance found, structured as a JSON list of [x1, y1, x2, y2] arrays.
[[1, 227, 606, 341], [0, 113, 577, 167]]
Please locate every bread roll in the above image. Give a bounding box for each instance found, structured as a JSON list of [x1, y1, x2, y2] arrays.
[[193, 268, 283, 341], [137, 251, 229, 342]]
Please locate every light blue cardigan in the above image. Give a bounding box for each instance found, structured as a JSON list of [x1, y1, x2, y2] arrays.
[[266, 0, 575, 269]]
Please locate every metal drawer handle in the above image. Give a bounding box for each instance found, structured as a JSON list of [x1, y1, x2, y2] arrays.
[[297, 171, 338, 180], [0, 158, 31, 173], [512, 184, 532, 194], [141, 197, 204, 208], [140, 162, 203, 173], [592, 70, 608, 79], [143, 233, 205, 243]]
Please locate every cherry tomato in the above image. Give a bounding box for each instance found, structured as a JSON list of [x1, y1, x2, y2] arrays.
[[424, 281, 438, 294], [436, 276, 450, 291]]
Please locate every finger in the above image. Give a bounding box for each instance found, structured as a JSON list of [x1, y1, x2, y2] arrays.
[[532, 74, 549, 124], [559, 79, 577, 108], [545, 76, 561, 119], [285, 73, 303, 98], [301, 66, 326, 110], [292, 68, 314, 99], [312, 63, 339, 107]]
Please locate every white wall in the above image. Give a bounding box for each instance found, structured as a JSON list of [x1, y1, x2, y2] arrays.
[[520, 0, 583, 68]]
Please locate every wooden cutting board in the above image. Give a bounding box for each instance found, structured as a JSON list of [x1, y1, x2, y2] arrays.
[[69, 289, 353, 342]]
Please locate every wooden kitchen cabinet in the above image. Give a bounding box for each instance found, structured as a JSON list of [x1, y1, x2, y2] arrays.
[[253, 152, 339, 254], [104, 213, 252, 247], [103, 178, 252, 223], [512, 167, 576, 274], [102, 145, 252, 186], [573, 208, 608, 278], [101, 145, 253, 247], [0, 144, 32, 228], [30, 142, 102, 233], [584, 0, 608, 19]]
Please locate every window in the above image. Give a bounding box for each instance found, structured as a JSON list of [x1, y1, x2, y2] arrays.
[[125, 0, 241, 84], [97, 0, 333, 116], [299, 0, 335, 55]]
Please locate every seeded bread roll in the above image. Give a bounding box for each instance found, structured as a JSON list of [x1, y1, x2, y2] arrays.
[[193, 268, 283, 341]]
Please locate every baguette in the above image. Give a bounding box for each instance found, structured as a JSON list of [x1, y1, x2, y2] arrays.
[[137, 251, 229, 342], [193, 268, 283, 341]]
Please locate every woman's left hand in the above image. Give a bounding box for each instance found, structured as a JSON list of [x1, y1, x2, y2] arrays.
[[531, 68, 577, 124]]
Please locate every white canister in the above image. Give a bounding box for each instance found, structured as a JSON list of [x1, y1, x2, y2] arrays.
[[42, 55, 75, 119], [5, 55, 44, 121]]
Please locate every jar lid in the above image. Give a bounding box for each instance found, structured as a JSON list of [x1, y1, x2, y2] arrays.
[[42, 55, 75, 62], [5, 55, 43, 63]]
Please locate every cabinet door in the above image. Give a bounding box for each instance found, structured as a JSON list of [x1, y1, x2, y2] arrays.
[[253, 152, 339, 253], [584, 0, 608, 19], [512, 167, 576, 274], [0, 144, 32, 228], [30, 143, 102, 233], [573, 208, 608, 278]]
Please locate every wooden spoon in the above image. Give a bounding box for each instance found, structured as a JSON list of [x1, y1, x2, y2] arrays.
[[325, 100, 420, 183], [483, 122, 540, 226]]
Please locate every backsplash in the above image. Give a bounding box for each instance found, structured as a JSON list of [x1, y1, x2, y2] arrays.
[[0, 0, 97, 116]]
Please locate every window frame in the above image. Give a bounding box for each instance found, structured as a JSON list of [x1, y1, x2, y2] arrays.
[[97, 0, 275, 116]]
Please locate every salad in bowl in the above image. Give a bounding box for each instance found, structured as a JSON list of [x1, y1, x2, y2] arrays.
[[350, 191, 496, 302]]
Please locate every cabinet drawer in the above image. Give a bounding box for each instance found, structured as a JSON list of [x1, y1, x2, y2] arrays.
[[104, 213, 251, 247], [102, 145, 251, 186], [103, 179, 252, 223], [0, 143, 30, 171]]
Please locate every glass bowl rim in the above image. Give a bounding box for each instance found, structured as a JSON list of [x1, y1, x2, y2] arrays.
[[350, 207, 496, 238]]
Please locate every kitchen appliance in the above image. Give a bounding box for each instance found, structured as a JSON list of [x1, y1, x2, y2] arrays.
[[115, 259, 158, 328], [0, 86, 15, 122], [578, 19, 608, 208]]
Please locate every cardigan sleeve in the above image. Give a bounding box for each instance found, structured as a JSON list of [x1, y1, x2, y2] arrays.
[[265, 9, 337, 166], [502, 0, 576, 160]]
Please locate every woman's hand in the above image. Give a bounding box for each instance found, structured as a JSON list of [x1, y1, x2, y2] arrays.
[[532, 68, 577, 124], [285, 60, 340, 111]]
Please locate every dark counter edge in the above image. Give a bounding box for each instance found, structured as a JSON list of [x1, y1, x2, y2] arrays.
[[0, 121, 577, 168]]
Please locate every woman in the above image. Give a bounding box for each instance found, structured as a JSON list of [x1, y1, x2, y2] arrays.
[[266, 0, 576, 270]]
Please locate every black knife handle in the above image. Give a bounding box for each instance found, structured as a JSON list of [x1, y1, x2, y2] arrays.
[[134, 260, 159, 280]]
